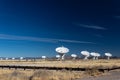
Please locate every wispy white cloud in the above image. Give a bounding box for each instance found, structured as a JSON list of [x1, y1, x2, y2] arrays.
[[0, 34, 95, 44], [58, 39, 94, 44], [114, 16, 120, 19], [75, 24, 106, 30]]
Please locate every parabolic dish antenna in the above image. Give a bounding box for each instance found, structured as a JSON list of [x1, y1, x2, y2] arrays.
[[6, 58, 8, 60], [105, 53, 112, 60], [12, 57, 15, 60], [81, 51, 90, 60], [55, 46, 69, 60], [42, 56, 46, 59], [56, 55, 60, 60], [0, 58, 2, 60], [56, 55, 60, 58], [95, 53, 100, 60], [56, 46, 69, 54], [20, 57, 24, 60], [90, 52, 96, 60], [71, 54, 77, 60], [90, 52, 100, 60]]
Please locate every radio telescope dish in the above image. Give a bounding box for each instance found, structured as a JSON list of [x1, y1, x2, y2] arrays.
[[20, 57, 24, 60], [81, 51, 90, 60], [42, 56, 46, 60], [96, 53, 100, 60], [6, 57, 8, 60], [90, 52, 100, 60], [56, 46, 69, 54], [105, 53, 112, 60], [56, 55, 60, 58], [90, 52, 96, 60], [71, 54, 77, 60], [12, 57, 15, 60], [56, 55, 60, 60], [55, 46, 69, 60], [0, 58, 2, 60]]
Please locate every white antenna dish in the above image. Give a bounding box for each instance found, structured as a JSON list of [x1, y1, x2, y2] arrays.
[[0, 58, 3, 60], [12, 57, 15, 60], [95, 53, 100, 60], [105, 53, 112, 60], [55, 46, 69, 60], [90, 52, 100, 60], [56, 55, 60, 58], [6, 58, 8, 60], [56, 55, 60, 60], [20, 57, 24, 60], [42, 56, 46, 60], [90, 52, 96, 60], [81, 51, 90, 60], [71, 54, 77, 60]]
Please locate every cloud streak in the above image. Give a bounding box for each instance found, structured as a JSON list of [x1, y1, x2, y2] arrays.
[[75, 24, 106, 30], [115, 16, 120, 18], [0, 34, 95, 44], [114, 16, 120, 19]]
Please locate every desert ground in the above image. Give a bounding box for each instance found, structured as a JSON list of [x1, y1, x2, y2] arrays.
[[79, 69, 120, 80], [0, 59, 119, 80], [0, 59, 120, 68]]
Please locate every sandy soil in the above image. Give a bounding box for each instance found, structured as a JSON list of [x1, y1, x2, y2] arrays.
[[77, 70, 120, 80]]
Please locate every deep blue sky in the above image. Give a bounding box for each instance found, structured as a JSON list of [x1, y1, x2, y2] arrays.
[[0, 0, 120, 57]]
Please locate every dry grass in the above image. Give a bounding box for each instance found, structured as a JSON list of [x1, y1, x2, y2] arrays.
[[0, 69, 85, 80], [0, 59, 119, 80], [85, 67, 102, 76], [0, 59, 120, 68]]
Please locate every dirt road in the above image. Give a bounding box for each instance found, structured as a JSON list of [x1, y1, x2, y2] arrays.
[[77, 70, 120, 80]]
